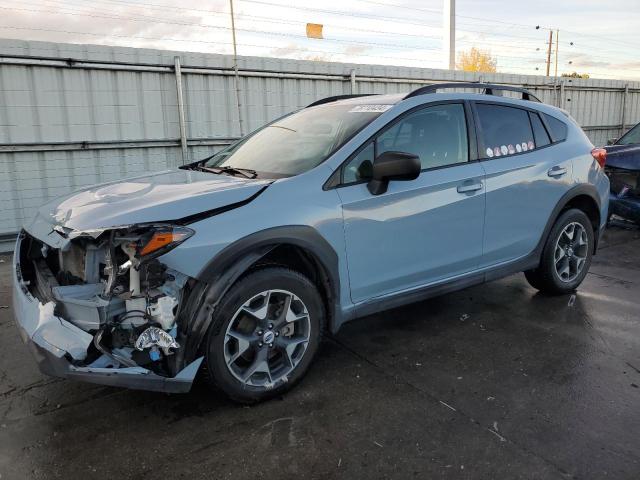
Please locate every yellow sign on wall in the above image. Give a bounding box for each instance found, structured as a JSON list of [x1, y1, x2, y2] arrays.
[[306, 23, 324, 39]]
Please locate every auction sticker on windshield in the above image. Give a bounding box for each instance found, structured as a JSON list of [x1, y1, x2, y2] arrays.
[[348, 105, 393, 113]]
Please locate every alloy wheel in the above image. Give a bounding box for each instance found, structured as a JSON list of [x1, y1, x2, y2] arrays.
[[223, 289, 311, 387], [554, 221, 589, 283]]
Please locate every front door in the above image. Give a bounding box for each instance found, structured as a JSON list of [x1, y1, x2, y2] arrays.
[[336, 103, 486, 304]]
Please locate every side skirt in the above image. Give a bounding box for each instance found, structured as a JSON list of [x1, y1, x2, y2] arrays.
[[342, 253, 539, 326]]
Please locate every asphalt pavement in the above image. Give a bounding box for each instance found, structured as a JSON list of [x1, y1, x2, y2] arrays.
[[0, 226, 639, 479]]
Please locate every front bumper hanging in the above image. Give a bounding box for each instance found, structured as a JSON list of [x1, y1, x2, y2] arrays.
[[12, 233, 203, 394]]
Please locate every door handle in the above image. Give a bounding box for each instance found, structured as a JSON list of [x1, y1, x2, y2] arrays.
[[457, 182, 483, 193], [547, 166, 567, 177]]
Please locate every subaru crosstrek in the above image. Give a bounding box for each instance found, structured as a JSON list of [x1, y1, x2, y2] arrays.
[[12, 83, 609, 403]]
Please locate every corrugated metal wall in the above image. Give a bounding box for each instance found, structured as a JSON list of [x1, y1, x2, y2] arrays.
[[1, 38, 639, 247]]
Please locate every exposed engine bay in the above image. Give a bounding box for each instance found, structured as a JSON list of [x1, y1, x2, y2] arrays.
[[18, 224, 194, 377]]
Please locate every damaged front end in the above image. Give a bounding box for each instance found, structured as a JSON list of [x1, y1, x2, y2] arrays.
[[13, 224, 204, 393]]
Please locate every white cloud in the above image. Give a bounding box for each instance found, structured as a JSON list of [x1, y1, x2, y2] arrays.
[[0, 0, 637, 80]]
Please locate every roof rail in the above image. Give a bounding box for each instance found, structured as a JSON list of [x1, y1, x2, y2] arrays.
[[307, 94, 376, 108], [403, 82, 542, 103]]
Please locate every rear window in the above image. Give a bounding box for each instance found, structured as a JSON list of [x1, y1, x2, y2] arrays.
[[542, 113, 568, 143], [530, 112, 551, 148], [476, 104, 535, 158]]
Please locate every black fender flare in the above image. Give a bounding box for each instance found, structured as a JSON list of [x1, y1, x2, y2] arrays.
[[533, 183, 603, 260], [178, 226, 342, 366]]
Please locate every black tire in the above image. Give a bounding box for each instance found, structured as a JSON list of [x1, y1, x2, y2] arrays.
[[203, 267, 324, 403], [524, 208, 594, 295]]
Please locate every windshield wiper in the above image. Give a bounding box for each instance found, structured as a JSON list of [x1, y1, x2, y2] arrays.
[[194, 165, 258, 179]]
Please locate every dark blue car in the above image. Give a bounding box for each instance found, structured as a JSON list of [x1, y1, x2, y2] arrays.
[[604, 122, 640, 224]]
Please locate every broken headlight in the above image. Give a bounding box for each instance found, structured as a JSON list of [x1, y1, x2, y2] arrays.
[[130, 225, 194, 261]]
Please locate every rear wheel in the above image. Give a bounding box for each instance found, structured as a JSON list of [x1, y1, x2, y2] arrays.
[[204, 267, 324, 403], [524, 208, 594, 295]]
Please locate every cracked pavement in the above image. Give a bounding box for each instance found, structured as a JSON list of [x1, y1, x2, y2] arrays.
[[0, 227, 639, 479]]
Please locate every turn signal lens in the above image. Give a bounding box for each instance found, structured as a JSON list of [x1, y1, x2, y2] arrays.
[[138, 227, 193, 257], [591, 148, 607, 168]]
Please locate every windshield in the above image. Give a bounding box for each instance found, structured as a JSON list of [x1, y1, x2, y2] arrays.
[[205, 104, 387, 176]]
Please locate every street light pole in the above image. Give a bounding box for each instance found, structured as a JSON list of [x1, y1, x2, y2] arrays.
[[554, 29, 559, 77], [546, 29, 553, 76], [443, 0, 455, 70], [229, 0, 244, 136]]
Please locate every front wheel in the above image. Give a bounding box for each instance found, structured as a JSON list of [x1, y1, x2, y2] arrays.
[[204, 267, 324, 403], [524, 208, 594, 295]]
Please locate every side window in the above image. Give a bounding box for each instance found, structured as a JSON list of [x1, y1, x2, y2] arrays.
[[342, 141, 374, 184], [542, 113, 568, 143], [341, 103, 469, 183], [530, 112, 551, 148], [377, 104, 468, 170], [476, 104, 535, 158]]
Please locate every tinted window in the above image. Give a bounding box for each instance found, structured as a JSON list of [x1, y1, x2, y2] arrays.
[[618, 123, 640, 146], [542, 113, 568, 143], [342, 103, 469, 183], [476, 104, 535, 158], [530, 112, 551, 148], [377, 104, 468, 170]]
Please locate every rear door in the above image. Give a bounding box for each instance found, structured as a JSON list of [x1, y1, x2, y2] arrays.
[[336, 102, 486, 304], [474, 102, 572, 268]]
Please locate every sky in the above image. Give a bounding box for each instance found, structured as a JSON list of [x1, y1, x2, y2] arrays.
[[1, 0, 639, 80]]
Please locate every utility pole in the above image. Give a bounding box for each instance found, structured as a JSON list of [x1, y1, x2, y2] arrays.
[[545, 29, 553, 76], [554, 29, 559, 77], [443, 0, 455, 70], [229, 0, 244, 136]]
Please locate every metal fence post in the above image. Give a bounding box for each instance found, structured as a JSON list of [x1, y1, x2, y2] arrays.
[[350, 69, 357, 94], [173, 56, 188, 165], [620, 83, 629, 137]]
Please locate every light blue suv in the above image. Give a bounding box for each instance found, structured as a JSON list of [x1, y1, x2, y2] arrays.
[[13, 83, 609, 402]]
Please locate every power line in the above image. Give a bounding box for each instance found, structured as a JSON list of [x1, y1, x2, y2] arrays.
[[36, 0, 445, 41], [0, 25, 445, 64], [0, 5, 445, 52], [353, 0, 441, 14], [238, 0, 442, 28]]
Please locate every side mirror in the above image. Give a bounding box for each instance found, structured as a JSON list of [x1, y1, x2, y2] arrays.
[[367, 151, 421, 195], [607, 138, 618, 146]]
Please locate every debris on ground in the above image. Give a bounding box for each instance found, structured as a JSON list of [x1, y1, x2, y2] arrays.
[[568, 294, 576, 307], [0, 305, 9, 309], [373, 441, 383, 448], [488, 428, 507, 442], [439, 400, 456, 412], [460, 313, 470, 321]]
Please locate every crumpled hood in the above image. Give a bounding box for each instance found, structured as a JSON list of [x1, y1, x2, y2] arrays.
[[27, 169, 270, 235]]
